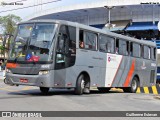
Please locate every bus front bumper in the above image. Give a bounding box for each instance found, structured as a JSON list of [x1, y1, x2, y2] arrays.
[[5, 72, 54, 87]]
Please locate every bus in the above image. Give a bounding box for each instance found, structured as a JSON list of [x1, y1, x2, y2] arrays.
[[4, 20, 157, 95]]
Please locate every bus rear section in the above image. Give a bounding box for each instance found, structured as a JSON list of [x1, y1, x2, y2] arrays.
[[98, 36, 157, 93]]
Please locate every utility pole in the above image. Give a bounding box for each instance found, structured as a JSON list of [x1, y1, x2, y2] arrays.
[[104, 6, 115, 30]]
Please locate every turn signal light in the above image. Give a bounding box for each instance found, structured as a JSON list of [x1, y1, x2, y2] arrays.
[[6, 63, 19, 68]]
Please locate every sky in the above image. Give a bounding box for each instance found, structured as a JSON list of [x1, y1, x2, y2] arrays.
[[0, 0, 97, 20]]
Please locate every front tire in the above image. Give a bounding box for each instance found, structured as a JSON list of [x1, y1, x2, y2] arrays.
[[75, 74, 90, 95], [40, 87, 50, 95]]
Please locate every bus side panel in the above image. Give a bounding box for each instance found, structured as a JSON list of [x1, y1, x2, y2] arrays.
[[64, 66, 101, 87], [113, 57, 156, 88], [65, 66, 100, 88], [54, 69, 66, 87], [137, 59, 156, 87], [111, 56, 131, 87], [114, 58, 141, 88], [74, 49, 103, 87], [105, 54, 123, 87], [65, 66, 78, 88]]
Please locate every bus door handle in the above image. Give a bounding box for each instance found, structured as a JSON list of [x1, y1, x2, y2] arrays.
[[88, 66, 94, 68]]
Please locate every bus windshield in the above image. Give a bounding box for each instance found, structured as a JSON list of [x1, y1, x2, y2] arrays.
[[9, 23, 56, 62]]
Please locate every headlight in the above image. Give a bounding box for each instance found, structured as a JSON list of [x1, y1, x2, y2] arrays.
[[39, 70, 50, 75], [6, 69, 12, 73]]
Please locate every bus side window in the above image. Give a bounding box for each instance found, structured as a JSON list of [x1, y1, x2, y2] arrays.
[[79, 30, 84, 48], [99, 35, 106, 52], [126, 41, 129, 56], [119, 39, 127, 55], [99, 35, 114, 53], [148, 47, 151, 59], [151, 47, 156, 60], [130, 42, 133, 56], [85, 31, 97, 50], [107, 37, 114, 53], [141, 45, 144, 58], [132, 43, 140, 57], [154, 48, 156, 60], [115, 39, 119, 54], [144, 45, 150, 59]]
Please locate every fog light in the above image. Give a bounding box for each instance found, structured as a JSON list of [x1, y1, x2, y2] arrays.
[[39, 70, 50, 75]]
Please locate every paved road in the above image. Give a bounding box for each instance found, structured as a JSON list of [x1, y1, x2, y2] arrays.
[[0, 80, 160, 112]]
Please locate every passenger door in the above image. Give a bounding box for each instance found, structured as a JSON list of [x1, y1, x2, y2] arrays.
[[54, 25, 76, 87]]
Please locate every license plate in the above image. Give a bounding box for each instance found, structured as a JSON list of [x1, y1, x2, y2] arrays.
[[20, 79, 28, 83]]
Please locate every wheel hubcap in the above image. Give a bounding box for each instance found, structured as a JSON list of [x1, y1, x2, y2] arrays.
[[81, 79, 85, 89], [132, 80, 137, 90]]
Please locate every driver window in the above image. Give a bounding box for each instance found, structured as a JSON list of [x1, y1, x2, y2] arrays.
[[55, 25, 76, 69], [56, 25, 66, 64]]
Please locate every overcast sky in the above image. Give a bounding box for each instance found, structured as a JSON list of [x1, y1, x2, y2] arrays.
[[0, 0, 97, 19]]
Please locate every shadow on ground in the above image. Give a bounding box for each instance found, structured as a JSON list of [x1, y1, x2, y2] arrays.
[[6, 89, 125, 97]]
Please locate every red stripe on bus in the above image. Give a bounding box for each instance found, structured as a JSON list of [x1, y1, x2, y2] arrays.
[[123, 59, 136, 87], [111, 56, 123, 87]]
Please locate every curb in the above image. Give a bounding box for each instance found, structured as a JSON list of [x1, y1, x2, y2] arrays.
[[136, 85, 160, 95]]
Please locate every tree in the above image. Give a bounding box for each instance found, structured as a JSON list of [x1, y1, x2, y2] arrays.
[[0, 14, 22, 61]]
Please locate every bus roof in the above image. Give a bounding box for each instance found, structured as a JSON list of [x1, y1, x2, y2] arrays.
[[19, 19, 156, 47]]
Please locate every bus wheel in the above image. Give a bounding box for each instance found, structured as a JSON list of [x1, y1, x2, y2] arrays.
[[75, 74, 90, 95], [97, 87, 110, 93], [123, 77, 139, 93], [40, 87, 50, 95]]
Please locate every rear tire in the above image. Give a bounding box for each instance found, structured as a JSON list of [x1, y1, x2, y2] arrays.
[[123, 77, 139, 93], [40, 87, 49, 95], [75, 74, 90, 95], [98, 87, 110, 93]]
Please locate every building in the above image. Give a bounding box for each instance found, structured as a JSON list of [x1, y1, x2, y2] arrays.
[[25, 0, 160, 50], [25, 0, 160, 71]]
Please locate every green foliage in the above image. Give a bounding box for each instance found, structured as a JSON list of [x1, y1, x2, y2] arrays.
[[0, 14, 22, 34], [0, 45, 5, 55], [0, 14, 21, 60], [0, 45, 5, 50]]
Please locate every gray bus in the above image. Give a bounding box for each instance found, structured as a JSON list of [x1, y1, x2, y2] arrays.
[[5, 20, 157, 95]]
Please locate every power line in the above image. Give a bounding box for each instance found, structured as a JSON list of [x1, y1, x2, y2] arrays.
[[0, 0, 61, 13]]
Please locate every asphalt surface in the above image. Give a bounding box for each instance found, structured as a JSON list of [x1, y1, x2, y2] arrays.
[[0, 79, 160, 111], [0, 79, 160, 120]]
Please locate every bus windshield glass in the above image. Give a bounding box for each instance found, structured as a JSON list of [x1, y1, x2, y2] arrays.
[[10, 23, 56, 62]]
